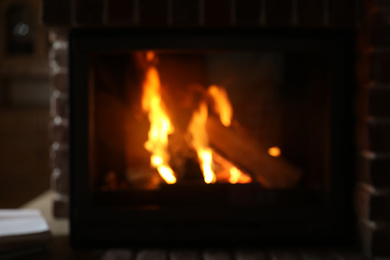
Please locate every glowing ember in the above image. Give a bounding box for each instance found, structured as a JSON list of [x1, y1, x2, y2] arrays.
[[146, 51, 155, 62], [268, 146, 281, 157], [229, 167, 251, 184], [141, 52, 176, 184], [188, 102, 216, 184], [208, 85, 233, 127]]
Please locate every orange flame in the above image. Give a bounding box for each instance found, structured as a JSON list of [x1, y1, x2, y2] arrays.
[[142, 56, 176, 184], [188, 102, 216, 184], [268, 146, 281, 157], [208, 85, 233, 127], [229, 167, 251, 184]]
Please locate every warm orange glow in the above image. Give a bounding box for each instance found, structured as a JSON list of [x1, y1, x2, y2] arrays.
[[268, 146, 281, 157], [208, 85, 233, 127], [146, 51, 155, 61], [142, 54, 176, 184], [229, 167, 251, 184], [188, 102, 216, 184], [157, 164, 176, 184], [199, 148, 215, 184]]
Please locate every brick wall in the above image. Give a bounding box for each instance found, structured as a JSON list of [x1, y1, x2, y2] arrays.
[[42, 0, 390, 256], [355, 0, 390, 256], [48, 28, 69, 218], [42, 0, 357, 28]]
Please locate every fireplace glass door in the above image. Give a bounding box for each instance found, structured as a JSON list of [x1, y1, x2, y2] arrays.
[[70, 29, 355, 247]]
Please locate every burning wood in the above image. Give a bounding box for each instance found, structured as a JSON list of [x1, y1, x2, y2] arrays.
[[206, 116, 302, 188], [99, 51, 302, 189], [212, 150, 252, 184]]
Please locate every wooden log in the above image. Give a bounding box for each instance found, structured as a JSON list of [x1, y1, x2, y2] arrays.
[[206, 116, 302, 188]]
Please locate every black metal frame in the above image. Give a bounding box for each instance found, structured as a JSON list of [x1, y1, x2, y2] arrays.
[[69, 28, 356, 248]]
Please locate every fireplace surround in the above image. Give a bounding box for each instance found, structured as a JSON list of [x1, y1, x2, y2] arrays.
[[42, 0, 390, 256]]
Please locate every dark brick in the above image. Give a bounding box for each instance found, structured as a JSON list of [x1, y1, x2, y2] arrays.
[[139, 0, 169, 27], [355, 185, 371, 220], [236, 0, 261, 27], [370, 52, 390, 83], [356, 120, 390, 153], [370, 11, 390, 47], [358, 219, 390, 257], [371, 195, 390, 220], [357, 220, 372, 257], [371, 226, 390, 256], [51, 168, 69, 195], [50, 147, 69, 171], [369, 121, 390, 152], [204, 0, 231, 27], [265, 0, 293, 27], [297, 0, 325, 27], [53, 72, 68, 93], [328, 0, 356, 28], [356, 52, 370, 86], [50, 46, 68, 68], [356, 88, 369, 120], [41, 0, 71, 26], [358, 157, 390, 189], [372, 28, 390, 47], [371, 159, 390, 187], [357, 155, 370, 183], [75, 0, 104, 26], [369, 87, 390, 117], [50, 94, 68, 118], [51, 123, 69, 144], [357, 87, 390, 118], [172, 0, 199, 27], [373, 10, 390, 28], [374, 0, 390, 9], [356, 185, 390, 220], [356, 121, 369, 151], [107, 0, 134, 26]]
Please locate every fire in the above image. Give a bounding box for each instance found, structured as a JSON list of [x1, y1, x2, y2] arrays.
[[208, 85, 233, 127], [229, 167, 251, 184], [141, 53, 176, 184], [188, 102, 216, 184], [140, 52, 251, 185], [268, 146, 281, 157]]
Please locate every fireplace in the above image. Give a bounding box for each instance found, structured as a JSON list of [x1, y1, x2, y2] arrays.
[[69, 28, 356, 247], [42, 0, 390, 256]]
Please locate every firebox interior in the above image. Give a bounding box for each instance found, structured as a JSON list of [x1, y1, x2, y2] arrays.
[[70, 29, 355, 247], [90, 50, 331, 206]]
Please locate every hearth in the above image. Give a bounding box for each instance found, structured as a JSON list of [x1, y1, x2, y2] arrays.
[[69, 28, 356, 248]]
